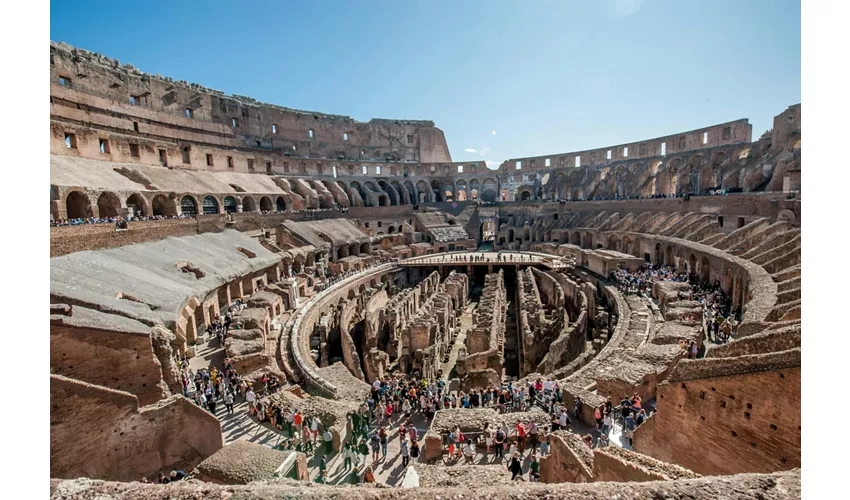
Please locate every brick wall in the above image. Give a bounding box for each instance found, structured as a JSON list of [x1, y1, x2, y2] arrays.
[[50, 374, 222, 481], [540, 431, 594, 483], [50, 324, 167, 406], [633, 365, 801, 475]]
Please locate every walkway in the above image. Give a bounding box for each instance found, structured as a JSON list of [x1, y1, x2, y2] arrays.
[[400, 251, 569, 270]]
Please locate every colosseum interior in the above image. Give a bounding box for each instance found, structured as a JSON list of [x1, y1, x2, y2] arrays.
[[49, 40, 801, 499]]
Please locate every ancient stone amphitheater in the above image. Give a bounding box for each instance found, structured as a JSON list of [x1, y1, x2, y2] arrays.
[[49, 41, 801, 499]]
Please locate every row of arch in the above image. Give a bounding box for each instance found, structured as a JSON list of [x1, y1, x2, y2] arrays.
[[59, 190, 295, 219], [323, 177, 501, 206], [543, 148, 746, 201]]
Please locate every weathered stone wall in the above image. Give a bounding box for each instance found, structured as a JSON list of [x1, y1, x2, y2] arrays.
[[633, 352, 801, 476], [593, 446, 699, 483], [50, 321, 169, 406], [458, 270, 506, 376], [48, 469, 802, 499], [540, 431, 594, 483], [50, 374, 222, 482]]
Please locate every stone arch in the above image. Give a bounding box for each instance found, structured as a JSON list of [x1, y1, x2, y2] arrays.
[[516, 185, 534, 201], [623, 236, 634, 256], [430, 180, 443, 202], [390, 180, 408, 204], [259, 196, 273, 212], [700, 256, 710, 283], [65, 191, 92, 219], [571, 232, 581, 246], [666, 245, 674, 267], [152, 194, 177, 217], [583, 232, 593, 249], [688, 254, 697, 275], [202, 195, 220, 215], [469, 179, 481, 200], [777, 209, 797, 222], [180, 195, 198, 216], [455, 179, 468, 201], [360, 242, 370, 254], [125, 193, 148, 217], [441, 179, 455, 202], [223, 196, 238, 214], [96, 191, 121, 218], [684, 155, 706, 194], [481, 178, 498, 202], [608, 236, 620, 251], [416, 180, 430, 203], [667, 157, 683, 195], [276, 196, 287, 212], [404, 181, 417, 204], [241, 196, 257, 212]]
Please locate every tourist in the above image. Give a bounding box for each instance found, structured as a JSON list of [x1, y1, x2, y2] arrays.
[[515, 421, 527, 454], [323, 428, 334, 454], [401, 438, 411, 467], [494, 427, 506, 459], [245, 386, 256, 413], [410, 439, 421, 461], [602, 411, 612, 436], [528, 420, 539, 452], [508, 453, 524, 481], [370, 430, 381, 462], [539, 427, 551, 457], [483, 422, 493, 454], [624, 412, 636, 447], [357, 438, 369, 469], [529, 454, 540, 482], [379, 426, 389, 460], [595, 433, 609, 448], [363, 465, 376, 484], [169, 470, 187, 482], [311, 415, 320, 441], [462, 439, 475, 464]]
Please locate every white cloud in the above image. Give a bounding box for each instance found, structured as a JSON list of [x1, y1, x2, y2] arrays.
[[485, 160, 501, 169], [479, 148, 490, 156], [491, 130, 497, 135], [464, 148, 477, 153]]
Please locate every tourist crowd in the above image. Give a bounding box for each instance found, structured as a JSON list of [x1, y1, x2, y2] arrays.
[[610, 264, 688, 295]]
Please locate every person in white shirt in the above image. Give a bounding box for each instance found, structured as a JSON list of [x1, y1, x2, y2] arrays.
[[311, 416, 320, 441], [462, 440, 475, 464]]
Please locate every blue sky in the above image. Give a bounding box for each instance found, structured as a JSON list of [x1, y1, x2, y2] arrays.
[[50, 0, 800, 169]]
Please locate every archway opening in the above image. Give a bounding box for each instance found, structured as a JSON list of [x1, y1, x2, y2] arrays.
[[202, 196, 220, 215], [65, 191, 92, 219], [242, 196, 257, 212], [181, 196, 198, 216], [152, 195, 177, 217], [96, 191, 121, 218], [125, 193, 147, 217], [223, 196, 238, 214], [260, 196, 273, 212], [276, 197, 287, 212]]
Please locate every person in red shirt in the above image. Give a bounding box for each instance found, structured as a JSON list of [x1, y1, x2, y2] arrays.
[[515, 421, 527, 454]]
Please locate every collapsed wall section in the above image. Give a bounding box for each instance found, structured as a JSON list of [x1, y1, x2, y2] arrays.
[[50, 374, 222, 482]]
